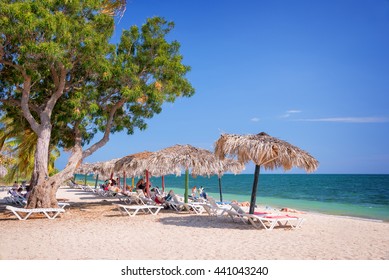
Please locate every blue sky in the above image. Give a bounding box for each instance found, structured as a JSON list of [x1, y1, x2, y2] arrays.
[[57, 0, 389, 174]]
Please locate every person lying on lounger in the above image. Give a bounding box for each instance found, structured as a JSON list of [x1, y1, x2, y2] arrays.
[[280, 207, 306, 214]]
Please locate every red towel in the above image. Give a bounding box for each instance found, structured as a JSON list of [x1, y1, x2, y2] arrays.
[[264, 215, 298, 219]]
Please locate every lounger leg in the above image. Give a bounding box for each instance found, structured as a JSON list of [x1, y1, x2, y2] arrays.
[[40, 210, 61, 219], [149, 207, 162, 215], [116, 206, 126, 215], [10, 210, 24, 220]]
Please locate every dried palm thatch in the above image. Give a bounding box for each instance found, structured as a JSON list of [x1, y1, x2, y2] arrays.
[[75, 158, 118, 178], [215, 132, 318, 172], [113, 151, 153, 177], [214, 132, 319, 213], [0, 165, 7, 178], [220, 158, 245, 175], [147, 144, 226, 202], [147, 144, 223, 177]]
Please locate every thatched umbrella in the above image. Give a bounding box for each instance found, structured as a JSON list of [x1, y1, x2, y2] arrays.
[[75, 158, 118, 185], [147, 144, 224, 203], [214, 132, 319, 214], [113, 151, 152, 191], [114, 151, 151, 175]]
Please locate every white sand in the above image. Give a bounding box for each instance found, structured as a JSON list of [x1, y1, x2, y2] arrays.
[[0, 186, 388, 260]]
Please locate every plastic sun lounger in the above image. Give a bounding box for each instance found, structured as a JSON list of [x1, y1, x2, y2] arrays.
[[183, 202, 205, 215], [202, 197, 231, 217], [58, 202, 70, 209], [226, 204, 271, 224], [226, 204, 249, 223], [202, 204, 230, 216], [6, 205, 65, 220], [244, 214, 305, 230], [113, 203, 164, 217]]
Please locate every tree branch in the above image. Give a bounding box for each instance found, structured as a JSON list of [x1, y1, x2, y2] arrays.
[[82, 98, 126, 159], [44, 63, 66, 119]]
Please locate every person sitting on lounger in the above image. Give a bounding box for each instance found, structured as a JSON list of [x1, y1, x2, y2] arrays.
[[12, 181, 19, 191], [104, 180, 112, 191], [154, 190, 174, 204], [136, 178, 146, 189], [190, 186, 198, 199], [199, 186, 207, 199]]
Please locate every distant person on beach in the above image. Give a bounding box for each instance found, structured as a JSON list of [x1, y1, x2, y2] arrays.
[[154, 190, 174, 204], [136, 178, 150, 194], [136, 178, 145, 189], [199, 186, 207, 200], [12, 181, 19, 190], [17, 187, 24, 197], [104, 180, 112, 191], [280, 207, 306, 214], [190, 186, 198, 199]]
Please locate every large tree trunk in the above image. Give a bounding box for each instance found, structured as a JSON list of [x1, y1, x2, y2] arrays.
[[26, 126, 53, 208]]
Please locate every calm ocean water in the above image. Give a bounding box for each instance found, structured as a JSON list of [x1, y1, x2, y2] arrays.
[[75, 174, 389, 222]]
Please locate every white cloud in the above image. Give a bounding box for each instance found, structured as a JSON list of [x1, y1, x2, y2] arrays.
[[296, 117, 389, 123], [286, 110, 302, 114], [251, 117, 260, 122], [280, 110, 302, 118]]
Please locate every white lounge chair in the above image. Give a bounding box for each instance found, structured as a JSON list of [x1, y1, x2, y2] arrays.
[[202, 197, 231, 217], [244, 213, 305, 230], [183, 202, 205, 214], [58, 202, 70, 209], [6, 205, 65, 220], [226, 204, 250, 223], [136, 190, 156, 205], [113, 203, 164, 216], [5, 192, 26, 206], [165, 194, 185, 211], [168, 194, 204, 214], [226, 204, 271, 223]]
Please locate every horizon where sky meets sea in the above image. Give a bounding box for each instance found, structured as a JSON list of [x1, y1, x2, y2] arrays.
[[56, 0, 389, 174]]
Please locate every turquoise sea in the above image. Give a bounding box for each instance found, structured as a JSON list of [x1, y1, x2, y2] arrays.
[[75, 174, 389, 222]]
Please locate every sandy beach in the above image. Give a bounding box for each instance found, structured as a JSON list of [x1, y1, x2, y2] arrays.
[[0, 186, 388, 260]]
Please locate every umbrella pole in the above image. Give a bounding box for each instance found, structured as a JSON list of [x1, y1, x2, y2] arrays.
[[94, 174, 99, 189], [218, 176, 223, 202], [84, 173, 87, 186], [161, 176, 165, 193], [184, 169, 189, 203], [123, 171, 126, 192], [249, 164, 261, 214], [146, 170, 151, 197]]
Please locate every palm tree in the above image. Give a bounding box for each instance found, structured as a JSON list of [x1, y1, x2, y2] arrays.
[[0, 117, 60, 183], [101, 0, 127, 17]]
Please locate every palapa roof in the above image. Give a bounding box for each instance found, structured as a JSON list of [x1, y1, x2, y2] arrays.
[[220, 158, 245, 175], [214, 132, 319, 172], [75, 158, 118, 177], [74, 145, 246, 179], [147, 144, 226, 177], [113, 151, 153, 177]]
